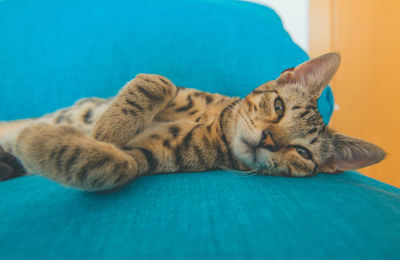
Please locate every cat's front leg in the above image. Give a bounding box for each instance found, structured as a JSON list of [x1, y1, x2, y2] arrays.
[[92, 74, 177, 147], [14, 123, 142, 191]]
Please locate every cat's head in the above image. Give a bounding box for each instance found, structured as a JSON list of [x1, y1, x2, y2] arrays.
[[232, 53, 385, 176]]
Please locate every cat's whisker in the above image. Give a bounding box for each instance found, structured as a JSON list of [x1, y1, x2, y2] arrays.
[[222, 100, 251, 128], [219, 166, 259, 177], [235, 107, 251, 126], [238, 102, 255, 127], [238, 111, 252, 127], [220, 104, 250, 129], [230, 107, 253, 130]]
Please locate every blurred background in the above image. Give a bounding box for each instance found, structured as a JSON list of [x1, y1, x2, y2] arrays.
[[253, 0, 400, 187]]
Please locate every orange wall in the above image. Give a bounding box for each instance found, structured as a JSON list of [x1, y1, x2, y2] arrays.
[[310, 0, 400, 187]]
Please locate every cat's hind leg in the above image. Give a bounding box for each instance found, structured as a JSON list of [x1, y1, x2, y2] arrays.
[[0, 120, 33, 181], [0, 151, 27, 181]]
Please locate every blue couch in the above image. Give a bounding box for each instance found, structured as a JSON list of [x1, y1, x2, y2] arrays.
[[1, 0, 399, 259]]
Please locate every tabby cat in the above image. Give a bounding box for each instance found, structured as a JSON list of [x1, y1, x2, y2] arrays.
[[0, 53, 385, 191]]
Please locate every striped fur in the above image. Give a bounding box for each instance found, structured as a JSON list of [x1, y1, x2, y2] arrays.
[[0, 53, 386, 190]]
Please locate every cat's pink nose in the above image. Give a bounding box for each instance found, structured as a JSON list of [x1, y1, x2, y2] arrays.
[[261, 130, 277, 151]]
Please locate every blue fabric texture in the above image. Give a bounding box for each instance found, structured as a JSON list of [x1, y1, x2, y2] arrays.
[[1, 0, 398, 259], [0, 0, 334, 123], [1, 172, 400, 260]]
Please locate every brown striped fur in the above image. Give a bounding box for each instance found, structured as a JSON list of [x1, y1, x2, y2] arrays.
[[0, 53, 386, 191]]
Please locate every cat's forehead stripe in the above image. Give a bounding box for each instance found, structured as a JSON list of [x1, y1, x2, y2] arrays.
[[299, 110, 310, 118], [306, 128, 318, 135]]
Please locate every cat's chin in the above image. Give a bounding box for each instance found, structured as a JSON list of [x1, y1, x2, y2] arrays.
[[233, 137, 270, 171], [231, 128, 291, 175], [233, 139, 293, 177], [232, 136, 257, 168]]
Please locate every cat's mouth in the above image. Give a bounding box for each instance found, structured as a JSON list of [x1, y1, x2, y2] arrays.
[[241, 134, 277, 153], [238, 137, 291, 176], [240, 136, 270, 165], [239, 131, 279, 161]]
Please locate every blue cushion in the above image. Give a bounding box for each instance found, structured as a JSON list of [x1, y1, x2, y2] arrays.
[[0, 0, 333, 123], [1, 172, 400, 259]]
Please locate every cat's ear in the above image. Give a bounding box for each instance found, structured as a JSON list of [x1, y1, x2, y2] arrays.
[[320, 133, 386, 173], [277, 52, 341, 98]]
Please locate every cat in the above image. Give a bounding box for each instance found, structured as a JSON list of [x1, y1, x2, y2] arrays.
[[0, 53, 385, 191]]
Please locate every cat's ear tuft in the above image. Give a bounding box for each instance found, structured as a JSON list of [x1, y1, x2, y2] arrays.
[[320, 133, 386, 173], [277, 52, 340, 98]]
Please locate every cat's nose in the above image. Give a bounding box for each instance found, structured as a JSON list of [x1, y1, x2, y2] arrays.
[[260, 130, 277, 151]]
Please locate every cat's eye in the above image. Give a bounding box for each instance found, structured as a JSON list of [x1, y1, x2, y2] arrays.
[[296, 146, 312, 160], [274, 97, 285, 118]]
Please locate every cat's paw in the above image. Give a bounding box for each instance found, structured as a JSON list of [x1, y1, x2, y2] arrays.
[[0, 152, 26, 181], [135, 74, 176, 96]]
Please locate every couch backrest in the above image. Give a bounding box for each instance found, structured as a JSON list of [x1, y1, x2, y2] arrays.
[[0, 0, 333, 123]]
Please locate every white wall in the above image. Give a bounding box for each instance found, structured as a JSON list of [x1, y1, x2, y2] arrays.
[[244, 0, 309, 52]]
